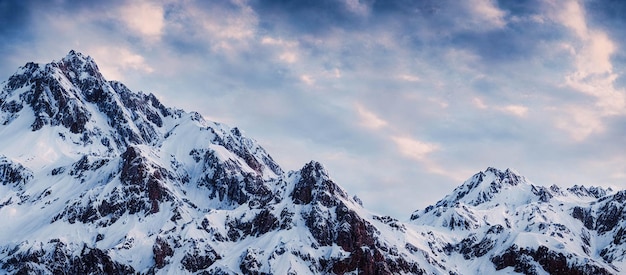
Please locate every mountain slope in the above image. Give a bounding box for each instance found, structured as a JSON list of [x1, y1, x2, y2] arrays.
[[0, 51, 625, 274], [0, 51, 444, 274], [410, 167, 620, 274]]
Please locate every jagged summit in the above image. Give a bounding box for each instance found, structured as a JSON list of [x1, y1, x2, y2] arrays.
[[567, 184, 613, 198], [2, 52, 626, 274], [412, 167, 613, 220], [3, 50, 163, 141], [410, 167, 615, 229], [0, 51, 424, 274], [59, 49, 101, 77], [418, 167, 530, 210]]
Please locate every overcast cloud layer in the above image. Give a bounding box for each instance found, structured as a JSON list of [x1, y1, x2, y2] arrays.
[[1, 0, 625, 218]]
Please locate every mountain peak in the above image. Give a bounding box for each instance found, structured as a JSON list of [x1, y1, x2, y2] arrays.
[[448, 167, 528, 205], [566, 184, 613, 198], [484, 167, 524, 185], [63, 49, 92, 64], [410, 167, 534, 221], [290, 160, 349, 206], [3, 52, 626, 275], [58, 50, 102, 80], [0, 51, 173, 147]]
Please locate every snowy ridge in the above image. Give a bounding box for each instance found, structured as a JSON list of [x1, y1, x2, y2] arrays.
[[1, 51, 626, 274], [410, 168, 620, 274]]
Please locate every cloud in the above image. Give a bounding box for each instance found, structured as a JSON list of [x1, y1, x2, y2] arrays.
[[472, 97, 488, 109], [299, 74, 315, 85], [499, 105, 528, 117], [343, 0, 370, 16], [397, 74, 420, 82], [466, 0, 507, 30], [391, 136, 439, 161], [390, 135, 465, 181], [1, 0, 626, 218], [355, 103, 387, 130], [118, 0, 165, 41], [470, 98, 527, 117], [445, 48, 482, 73], [251, 0, 368, 35], [261, 36, 300, 63], [555, 0, 587, 38], [554, 107, 604, 142], [546, 0, 626, 140], [164, 0, 259, 57], [89, 47, 154, 81]]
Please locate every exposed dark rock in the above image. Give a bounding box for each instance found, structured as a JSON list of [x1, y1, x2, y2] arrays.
[[291, 161, 348, 207], [120, 146, 171, 214], [181, 241, 221, 272], [6, 52, 626, 275], [240, 248, 268, 275], [0, 156, 33, 188], [154, 236, 174, 269], [373, 215, 407, 231], [568, 185, 611, 199], [572, 206, 595, 230], [226, 209, 280, 241], [492, 245, 612, 275], [196, 148, 274, 208], [335, 202, 377, 252], [595, 193, 626, 234], [1, 240, 135, 274], [453, 225, 504, 260], [20, 70, 92, 134], [532, 185, 553, 202]]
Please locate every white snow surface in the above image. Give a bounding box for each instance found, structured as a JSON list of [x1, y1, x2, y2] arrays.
[[0, 51, 625, 274]]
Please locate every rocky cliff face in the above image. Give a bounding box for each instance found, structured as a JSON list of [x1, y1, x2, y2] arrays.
[[0, 51, 625, 274]]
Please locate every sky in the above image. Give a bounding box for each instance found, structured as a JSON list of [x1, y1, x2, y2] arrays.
[[0, 0, 625, 219]]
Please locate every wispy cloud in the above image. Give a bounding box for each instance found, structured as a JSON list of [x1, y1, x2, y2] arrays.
[[1, 0, 625, 218], [392, 136, 439, 161], [355, 103, 387, 130], [547, 0, 626, 140], [89, 47, 154, 81], [397, 74, 420, 82], [499, 105, 528, 117], [466, 0, 507, 30]]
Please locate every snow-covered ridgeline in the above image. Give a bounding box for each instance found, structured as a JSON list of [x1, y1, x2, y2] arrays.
[[0, 51, 625, 274]]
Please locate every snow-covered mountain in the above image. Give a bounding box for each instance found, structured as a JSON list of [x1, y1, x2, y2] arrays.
[[0, 51, 625, 274]]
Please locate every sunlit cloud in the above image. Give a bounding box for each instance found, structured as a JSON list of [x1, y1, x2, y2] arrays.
[[89, 47, 154, 81], [554, 107, 604, 142], [392, 136, 439, 161], [471, 99, 527, 117], [466, 0, 507, 30], [499, 105, 528, 117], [546, 0, 626, 140], [390, 135, 461, 180], [260, 36, 302, 64], [554, 0, 587, 38], [1, 0, 625, 218], [355, 103, 387, 130], [300, 74, 315, 85], [397, 74, 420, 82], [279, 52, 298, 63], [472, 97, 488, 110], [118, 0, 165, 41]]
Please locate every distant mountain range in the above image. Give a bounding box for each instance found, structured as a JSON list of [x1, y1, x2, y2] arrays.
[[0, 51, 624, 274]]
